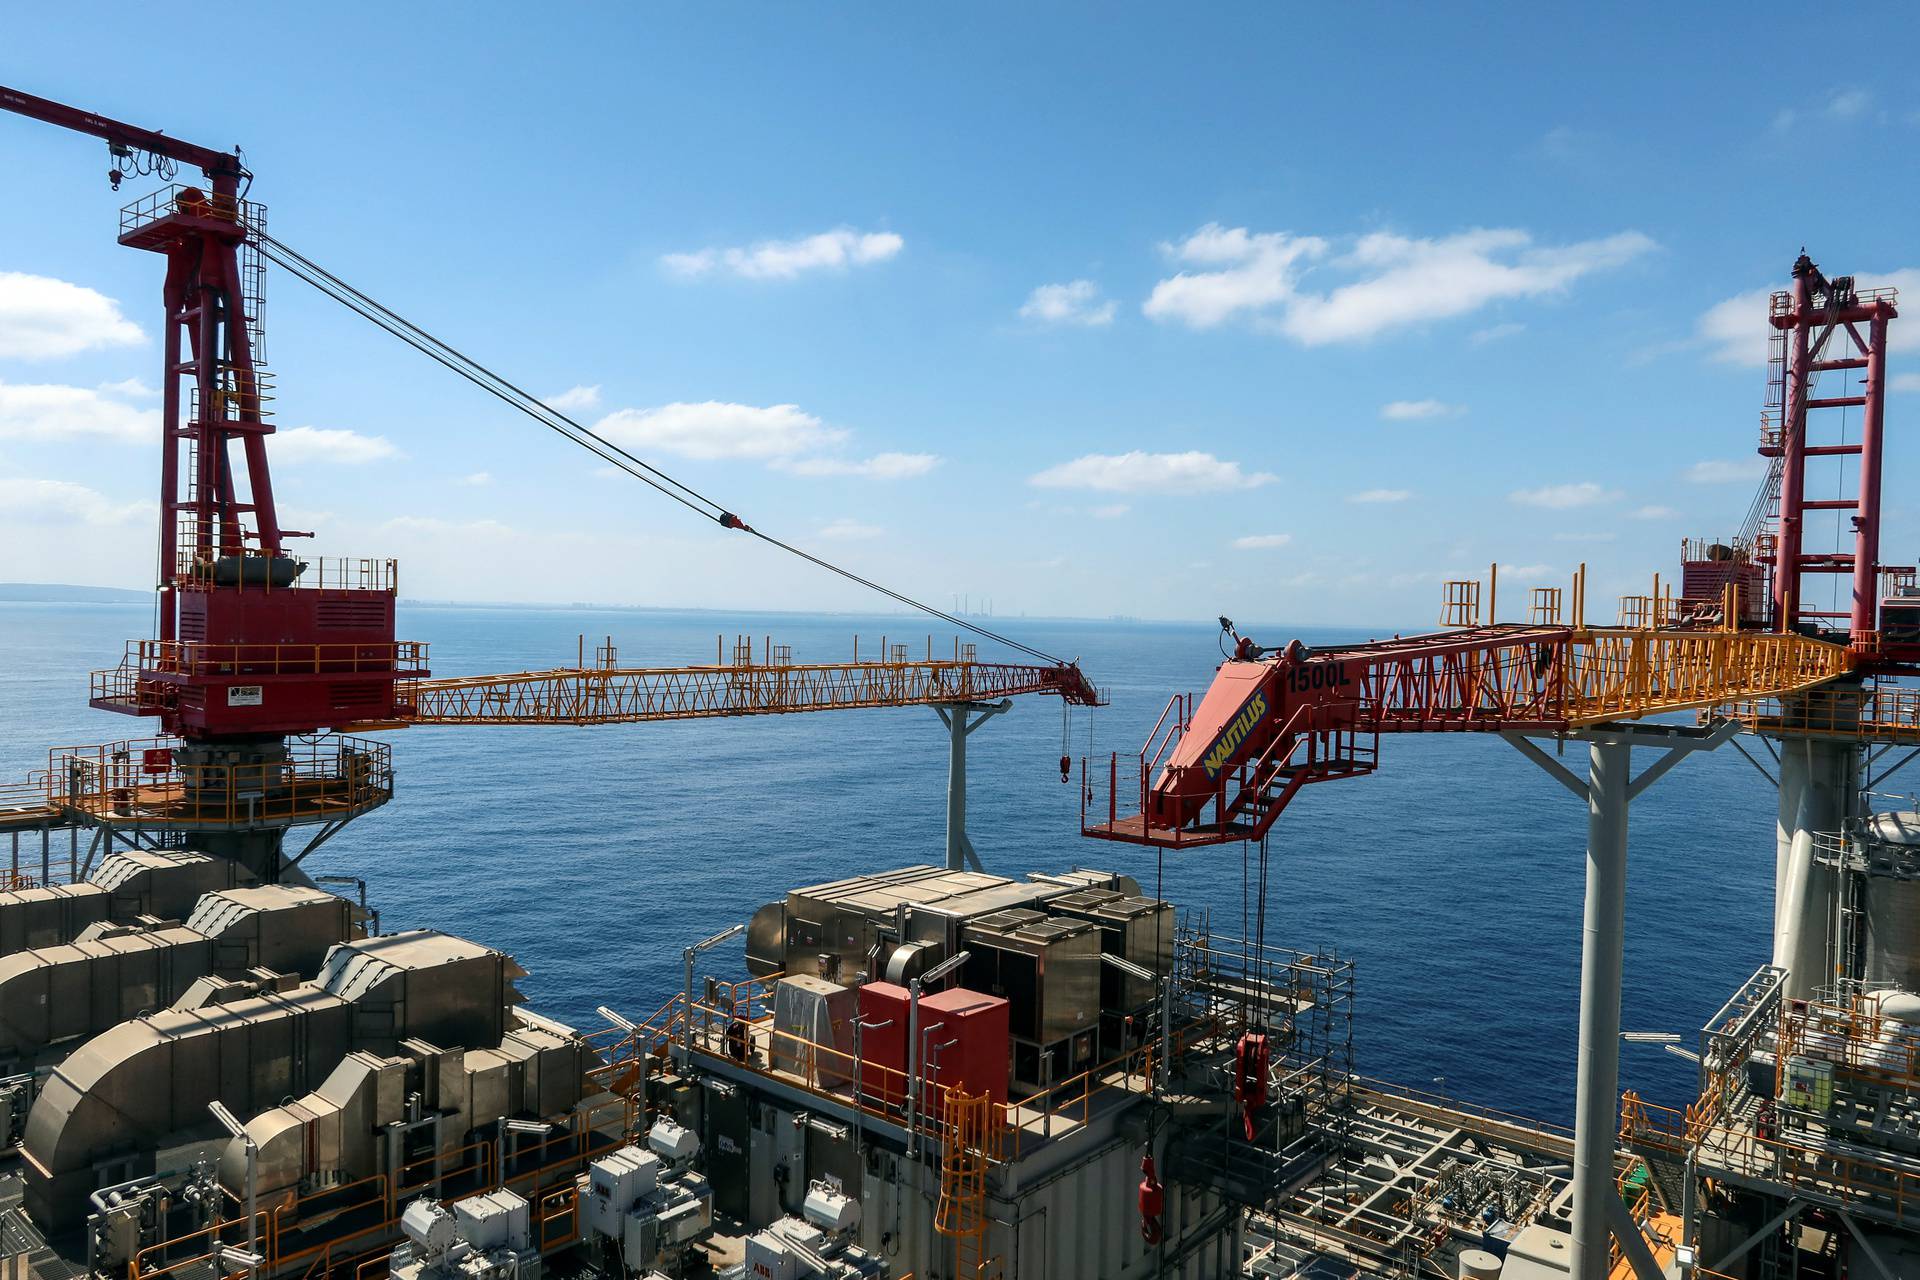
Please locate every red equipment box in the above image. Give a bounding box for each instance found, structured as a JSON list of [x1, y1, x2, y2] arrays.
[[855, 981, 911, 1106], [854, 982, 1010, 1112], [918, 986, 1010, 1112]]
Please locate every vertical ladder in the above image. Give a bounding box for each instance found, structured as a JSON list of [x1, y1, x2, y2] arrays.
[[935, 1090, 998, 1278]]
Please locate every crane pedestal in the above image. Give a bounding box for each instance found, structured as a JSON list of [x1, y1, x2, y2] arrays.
[[936, 700, 1011, 873], [1770, 688, 1864, 999], [1505, 719, 1738, 1280]]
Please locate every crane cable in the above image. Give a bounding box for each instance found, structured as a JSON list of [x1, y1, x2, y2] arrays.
[[251, 231, 1068, 668]]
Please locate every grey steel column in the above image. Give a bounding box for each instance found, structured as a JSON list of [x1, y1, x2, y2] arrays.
[[1572, 738, 1630, 1280], [945, 703, 969, 872], [937, 700, 1009, 872]]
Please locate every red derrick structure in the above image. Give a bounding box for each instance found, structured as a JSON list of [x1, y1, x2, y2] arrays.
[[2, 87, 419, 745]]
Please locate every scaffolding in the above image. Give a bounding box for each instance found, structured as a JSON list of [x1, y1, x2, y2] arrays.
[[1158, 915, 1356, 1208]]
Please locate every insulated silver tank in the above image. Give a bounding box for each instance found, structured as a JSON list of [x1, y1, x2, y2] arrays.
[[1860, 811, 1920, 991]]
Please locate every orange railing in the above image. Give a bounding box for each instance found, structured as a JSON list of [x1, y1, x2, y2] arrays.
[[1622, 1073, 1920, 1224], [95, 639, 426, 704], [130, 1096, 629, 1280], [660, 977, 1163, 1164], [120, 184, 263, 236], [1720, 682, 1920, 744], [47, 736, 393, 831]]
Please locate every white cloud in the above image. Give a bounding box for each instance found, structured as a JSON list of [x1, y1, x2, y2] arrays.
[[545, 385, 602, 412], [1499, 562, 1553, 580], [1090, 503, 1130, 519], [1143, 225, 1327, 329], [1700, 271, 1920, 365], [1826, 89, 1870, 119], [1294, 229, 1654, 345], [457, 471, 492, 487], [1381, 399, 1463, 420], [1145, 224, 1653, 343], [0, 272, 144, 360], [663, 228, 903, 281], [1893, 374, 1920, 394], [596, 401, 844, 461], [1029, 450, 1276, 494], [1470, 323, 1525, 344], [1348, 488, 1410, 503], [1510, 482, 1616, 509], [0, 477, 149, 524], [1630, 505, 1679, 520], [776, 451, 940, 479], [817, 518, 883, 540], [272, 426, 400, 464], [1686, 458, 1766, 484], [1020, 280, 1116, 327], [97, 378, 156, 398], [1698, 288, 1775, 366], [1232, 533, 1293, 550], [0, 379, 157, 442]]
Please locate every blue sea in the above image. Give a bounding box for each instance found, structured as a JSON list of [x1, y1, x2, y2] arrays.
[[0, 600, 1780, 1123]]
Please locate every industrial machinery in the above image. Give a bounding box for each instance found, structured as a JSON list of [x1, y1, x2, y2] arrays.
[[578, 1121, 714, 1276], [390, 1190, 541, 1280]]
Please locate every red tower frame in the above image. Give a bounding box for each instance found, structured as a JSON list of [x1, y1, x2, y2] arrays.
[[1766, 254, 1899, 643], [100, 184, 420, 739]]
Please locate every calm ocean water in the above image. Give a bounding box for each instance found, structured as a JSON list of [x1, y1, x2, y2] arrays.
[[0, 600, 1779, 1121]]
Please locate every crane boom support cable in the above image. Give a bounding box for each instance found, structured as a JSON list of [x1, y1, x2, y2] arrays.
[[252, 231, 1069, 668]]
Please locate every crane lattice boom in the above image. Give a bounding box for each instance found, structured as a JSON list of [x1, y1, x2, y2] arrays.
[[351, 642, 1100, 728], [1084, 622, 1851, 848]]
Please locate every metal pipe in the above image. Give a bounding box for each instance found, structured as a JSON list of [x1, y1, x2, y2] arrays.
[[682, 924, 744, 1069], [244, 1133, 257, 1280], [1570, 738, 1629, 1280], [906, 977, 923, 1159]]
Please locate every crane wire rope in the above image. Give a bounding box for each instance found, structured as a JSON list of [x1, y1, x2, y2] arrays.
[[250, 230, 1069, 669]]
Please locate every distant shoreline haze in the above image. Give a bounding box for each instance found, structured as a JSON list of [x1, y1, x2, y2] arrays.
[[0, 584, 1417, 637]]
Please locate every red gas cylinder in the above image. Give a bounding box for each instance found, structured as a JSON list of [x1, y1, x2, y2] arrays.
[[1138, 1154, 1164, 1244], [1235, 1032, 1270, 1140]]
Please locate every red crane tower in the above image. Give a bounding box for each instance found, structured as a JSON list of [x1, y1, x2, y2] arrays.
[[1767, 256, 1901, 646], [1, 86, 422, 876]]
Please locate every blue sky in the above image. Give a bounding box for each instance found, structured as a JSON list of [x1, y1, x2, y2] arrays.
[[2, 5, 1918, 629]]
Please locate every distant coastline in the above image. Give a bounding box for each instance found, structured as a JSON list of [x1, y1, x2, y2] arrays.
[[0, 583, 150, 604], [0, 584, 1401, 636]]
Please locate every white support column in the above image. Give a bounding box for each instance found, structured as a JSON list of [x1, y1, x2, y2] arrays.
[[936, 699, 1011, 872], [1575, 737, 1631, 1280], [1774, 738, 1860, 998], [1505, 720, 1735, 1280]]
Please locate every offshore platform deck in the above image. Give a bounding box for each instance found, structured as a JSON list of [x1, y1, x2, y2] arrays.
[[4, 80, 1920, 1280]]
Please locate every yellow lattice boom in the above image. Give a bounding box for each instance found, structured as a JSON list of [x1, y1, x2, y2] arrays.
[[358, 636, 1101, 728], [1429, 566, 1857, 729], [1561, 627, 1852, 726]]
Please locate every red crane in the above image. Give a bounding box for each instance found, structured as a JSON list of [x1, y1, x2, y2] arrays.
[[2, 86, 420, 739]]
